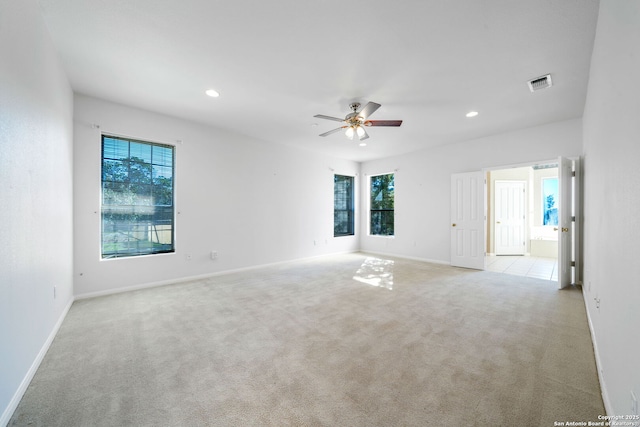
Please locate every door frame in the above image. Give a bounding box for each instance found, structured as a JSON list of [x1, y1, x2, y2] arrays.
[[480, 157, 581, 287], [557, 156, 573, 289]]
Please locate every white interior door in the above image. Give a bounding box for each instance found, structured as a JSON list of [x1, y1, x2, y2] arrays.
[[451, 171, 485, 270], [558, 157, 573, 289], [495, 181, 526, 255]]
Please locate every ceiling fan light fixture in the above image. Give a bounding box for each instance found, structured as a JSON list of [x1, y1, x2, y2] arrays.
[[345, 126, 355, 140], [314, 101, 402, 140], [205, 89, 220, 98]]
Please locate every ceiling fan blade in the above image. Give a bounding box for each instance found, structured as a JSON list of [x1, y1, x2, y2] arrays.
[[314, 114, 345, 122], [358, 102, 381, 119], [359, 128, 369, 141], [319, 127, 345, 137], [365, 120, 403, 127]]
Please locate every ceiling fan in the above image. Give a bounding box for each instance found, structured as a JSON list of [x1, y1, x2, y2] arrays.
[[314, 102, 402, 141]]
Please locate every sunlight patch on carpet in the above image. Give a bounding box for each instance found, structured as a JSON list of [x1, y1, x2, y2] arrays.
[[353, 257, 394, 290]]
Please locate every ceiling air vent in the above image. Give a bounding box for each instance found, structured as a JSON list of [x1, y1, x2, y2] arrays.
[[528, 74, 553, 92]]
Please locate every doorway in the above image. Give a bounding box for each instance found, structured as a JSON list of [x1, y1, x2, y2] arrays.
[[486, 163, 560, 281], [450, 157, 578, 288]]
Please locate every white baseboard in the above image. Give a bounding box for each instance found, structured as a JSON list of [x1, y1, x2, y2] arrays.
[[74, 250, 359, 300], [583, 291, 612, 415], [360, 250, 450, 266], [1, 297, 74, 427]]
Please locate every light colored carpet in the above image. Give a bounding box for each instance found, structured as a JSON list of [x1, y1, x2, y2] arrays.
[[9, 253, 605, 426]]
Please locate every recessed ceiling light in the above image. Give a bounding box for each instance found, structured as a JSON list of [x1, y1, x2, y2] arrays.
[[466, 111, 479, 118], [205, 89, 220, 98]]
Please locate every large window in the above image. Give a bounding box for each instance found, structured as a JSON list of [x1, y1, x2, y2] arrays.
[[334, 175, 354, 237], [101, 135, 175, 258], [370, 173, 394, 236]]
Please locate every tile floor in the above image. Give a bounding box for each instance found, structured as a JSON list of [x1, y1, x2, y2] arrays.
[[485, 255, 558, 281]]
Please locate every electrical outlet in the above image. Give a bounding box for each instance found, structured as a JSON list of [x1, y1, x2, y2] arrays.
[[186, 253, 192, 261], [210, 251, 218, 260], [632, 390, 638, 415]]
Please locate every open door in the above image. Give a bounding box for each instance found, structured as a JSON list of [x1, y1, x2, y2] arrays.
[[557, 157, 573, 289], [451, 171, 485, 270]]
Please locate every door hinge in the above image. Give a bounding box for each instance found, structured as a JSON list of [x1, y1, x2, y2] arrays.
[[571, 216, 575, 222], [571, 261, 576, 267], [572, 171, 576, 177]]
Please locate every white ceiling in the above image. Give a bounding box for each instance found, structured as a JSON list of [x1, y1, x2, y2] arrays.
[[38, 0, 600, 162]]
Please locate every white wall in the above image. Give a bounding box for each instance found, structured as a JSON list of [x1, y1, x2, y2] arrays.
[[0, 0, 74, 424], [582, 0, 640, 415], [359, 119, 582, 262], [74, 95, 359, 297]]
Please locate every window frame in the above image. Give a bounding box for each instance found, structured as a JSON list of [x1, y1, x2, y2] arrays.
[[100, 134, 176, 259], [334, 174, 355, 237], [369, 173, 395, 236]]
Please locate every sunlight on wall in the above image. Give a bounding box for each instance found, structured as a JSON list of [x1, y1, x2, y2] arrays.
[[353, 257, 394, 290]]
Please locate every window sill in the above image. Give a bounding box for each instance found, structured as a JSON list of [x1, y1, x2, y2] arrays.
[[100, 251, 176, 261]]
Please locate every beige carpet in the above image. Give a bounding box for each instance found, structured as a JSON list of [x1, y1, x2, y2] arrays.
[[10, 253, 604, 426]]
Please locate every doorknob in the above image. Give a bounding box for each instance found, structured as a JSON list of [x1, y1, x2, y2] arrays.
[[553, 227, 558, 231], [496, 221, 501, 224], [562, 227, 569, 232], [452, 223, 457, 227]]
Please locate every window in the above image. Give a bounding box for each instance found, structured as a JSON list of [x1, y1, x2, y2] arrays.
[[542, 177, 559, 226], [101, 135, 175, 258], [370, 173, 394, 236], [334, 175, 354, 237]]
